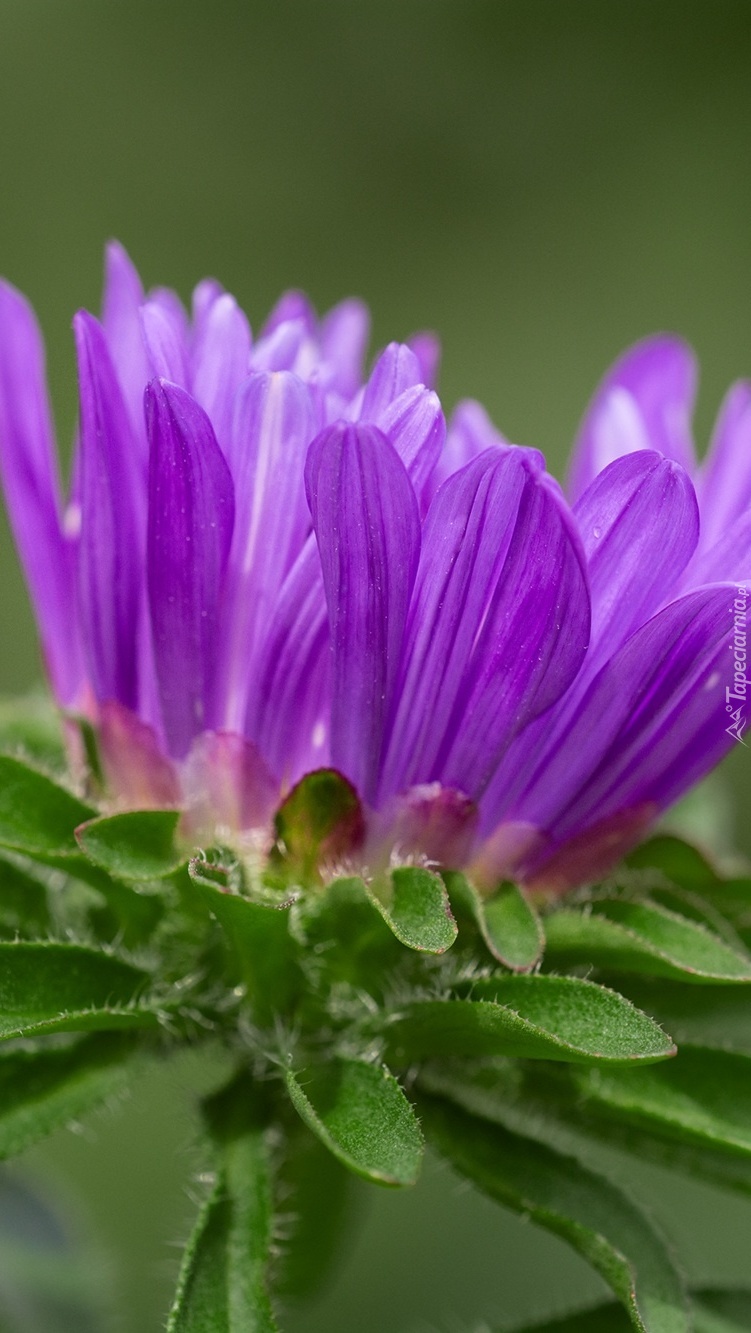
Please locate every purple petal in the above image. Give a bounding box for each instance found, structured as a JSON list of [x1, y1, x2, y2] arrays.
[[250, 318, 312, 374], [146, 381, 234, 758], [101, 241, 151, 448], [374, 385, 445, 504], [0, 281, 82, 703], [140, 299, 190, 387], [427, 399, 510, 498], [74, 312, 144, 708], [191, 293, 251, 451], [261, 290, 317, 338], [218, 371, 316, 731], [681, 508, 751, 590], [305, 422, 421, 801], [697, 380, 751, 552], [359, 343, 424, 421], [568, 335, 698, 501], [575, 451, 699, 655], [248, 537, 331, 784], [407, 332, 441, 389], [508, 586, 739, 846], [191, 277, 225, 327], [319, 298, 370, 399], [380, 450, 590, 801]]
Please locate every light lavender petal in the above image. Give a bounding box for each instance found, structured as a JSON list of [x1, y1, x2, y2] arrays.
[[568, 335, 697, 501]]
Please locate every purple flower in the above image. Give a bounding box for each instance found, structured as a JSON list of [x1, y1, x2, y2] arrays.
[[0, 247, 746, 890]]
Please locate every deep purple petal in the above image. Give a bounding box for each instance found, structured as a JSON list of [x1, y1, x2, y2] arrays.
[[319, 298, 370, 399], [74, 312, 144, 709], [568, 335, 697, 501], [697, 380, 751, 552], [575, 451, 700, 654], [191, 293, 251, 451], [146, 381, 234, 758], [507, 586, 738, 845], [359, 342, 424, 421], [305, 422, 421, 801], [0, 281, 82, 703], [380, 450, 590, 800], [101, 241, 150, 448], [218, 371, 316, 730]]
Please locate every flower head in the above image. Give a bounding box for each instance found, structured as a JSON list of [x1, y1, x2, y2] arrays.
[[0, 249, 747, 889]]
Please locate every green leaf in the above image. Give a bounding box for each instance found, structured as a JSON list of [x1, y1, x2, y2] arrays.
[[285, 1059, 424, 1187], [420, 1093, 689, 1333], [0, 1033, 137, 1159], [0, 855, 50, 937], [270, 768, 363, 883], [385, 976, 675, 1067], [0, 755, 94, 858], [573, 1046, 751, 1161], [367, 865, 457, 954], [168, 1074, 279, 1332], [187, 859, 301, 1023], [0, 692, 67, 771], [627, 834, 719, 893], [543, 901, 751, 983], [0, 941, 155, 1040], [291, 876, 402, 999], [505, 1303, 633, 1332], [75, 809, 185, 880], [446, 871, 543, 970], [614, 981, 751, 1057], [276, 1123, 355, 1299]]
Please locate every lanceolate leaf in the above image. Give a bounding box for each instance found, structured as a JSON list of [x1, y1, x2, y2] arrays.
[[421, 1093, 689, 1333], [76, 809, 185, 880], [285, 1059, 424, 1187], [367, 865, 457, 954], [446, 871, 543, 970], [0, 755, 95, 858], [0, 941, 154, 1040], [543, 901, 751, 983], [0, 1033, 137, 1160], [271, 768, 364, 883], [573, 1046, 751, 1161], [385, 976, 675, 1067], [615, 981, 751, 1057]]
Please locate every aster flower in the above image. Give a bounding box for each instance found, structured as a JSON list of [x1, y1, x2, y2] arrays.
[[0, 247, 746, 895]]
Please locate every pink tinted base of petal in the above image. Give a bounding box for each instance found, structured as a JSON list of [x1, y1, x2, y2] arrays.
[[521, 804, 659, 897], [98, 701, 181, 809], [380, 784, 479, 869], [179, 731, 279, 845], [469, 822, 548, 893]]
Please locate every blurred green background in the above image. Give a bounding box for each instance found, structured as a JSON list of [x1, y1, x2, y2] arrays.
[[1, 2, 750, 1329]]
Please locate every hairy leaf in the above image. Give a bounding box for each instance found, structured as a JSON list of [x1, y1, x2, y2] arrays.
[[421, 1093, 688, 1333], [367, 865, 457, 954], [0, 755, 94, 858], [544, 901, 751, 983], [0, 941, 154, 1040], [386, 976, 675, 1067], [446, 871, 543, 970], [76, 809, 185, 880], [286, 1059, 423, 1187]]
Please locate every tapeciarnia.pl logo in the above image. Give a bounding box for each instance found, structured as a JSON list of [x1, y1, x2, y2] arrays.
[[726, 583, 749, 746]]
